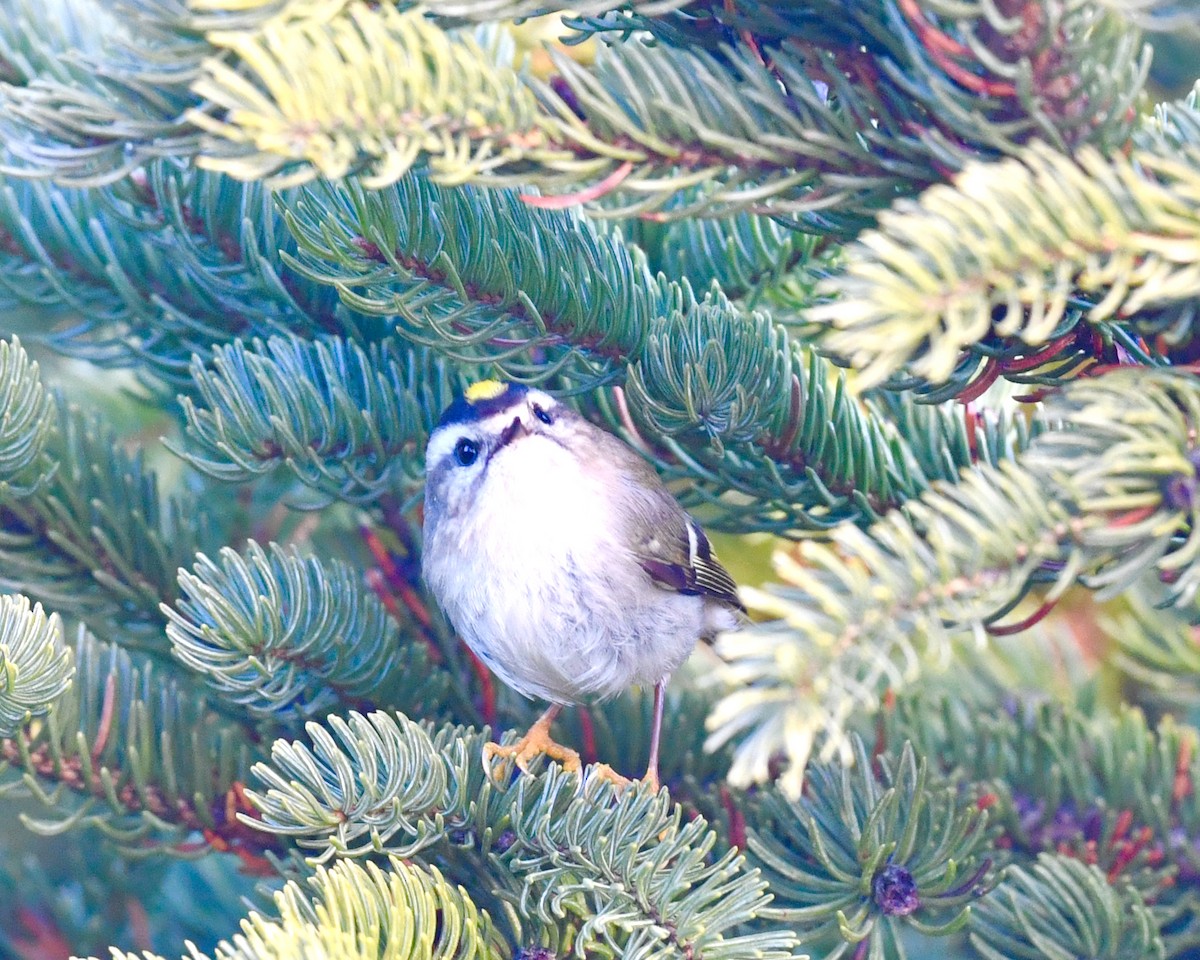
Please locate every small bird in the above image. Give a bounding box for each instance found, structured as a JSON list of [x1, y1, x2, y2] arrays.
[[422, 380, 743, 790]]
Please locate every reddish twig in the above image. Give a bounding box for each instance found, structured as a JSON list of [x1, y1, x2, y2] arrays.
[[956, 358, 1000, 405], [986, 599, 1056, 637], [577, 707, 599, 766], [361, 526, 442, 665], [963, 407, 980, 459], [897, 0, 1017, 97], [91, 671, 117, 761], [1111, 809, 1133, 843], [521, 161, 635, 209], [193, 782, 277, 875], [998, 331, 1079, 373], [1174, 739, 1194, 806], [724, 0, 767, 67], [1107, 825, 1154, 883], [763, 374, 803, 459], [1109, 505, 1158, 529], [126, 898, 152, 951], [719, 784, 747, 850], [873, 687, 896, 759], [395, 583, 435, 631], [361, 523, 404, 587], [11, 908, 72, 960]]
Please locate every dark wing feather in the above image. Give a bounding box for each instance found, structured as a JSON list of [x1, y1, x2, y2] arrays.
[[637, 513, 744, 612]]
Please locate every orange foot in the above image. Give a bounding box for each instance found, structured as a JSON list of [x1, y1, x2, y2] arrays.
[[483, 709, 581, 780]]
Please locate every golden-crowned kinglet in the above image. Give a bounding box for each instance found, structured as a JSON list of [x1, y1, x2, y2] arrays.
[[422, 379, 743, 790]]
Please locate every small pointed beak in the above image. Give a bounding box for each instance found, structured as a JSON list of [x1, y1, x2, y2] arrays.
[[497, 416, 527, 450]]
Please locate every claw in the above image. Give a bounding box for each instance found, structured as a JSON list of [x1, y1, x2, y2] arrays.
[[481, 704, 658, 793], [587, 763, 632, 790], [483, 705, 580, 782]]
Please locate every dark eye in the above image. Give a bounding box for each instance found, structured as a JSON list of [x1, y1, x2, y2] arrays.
[[533, 403, 553, 425], [453, 437, 479, 466]]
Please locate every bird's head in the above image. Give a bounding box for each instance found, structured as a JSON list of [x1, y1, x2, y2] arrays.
[[423, 379, 577, 526]]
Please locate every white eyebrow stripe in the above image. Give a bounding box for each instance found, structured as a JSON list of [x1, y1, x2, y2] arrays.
[[425, 429, 461, 466]]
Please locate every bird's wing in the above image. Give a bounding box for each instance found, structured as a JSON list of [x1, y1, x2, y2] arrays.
[[583, 423, 743, 612], [635, 511, 745, 612]]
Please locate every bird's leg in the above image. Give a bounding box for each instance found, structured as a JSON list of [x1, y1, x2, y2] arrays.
[[484, 703, 581, 778], [642, 679, 667, 792]]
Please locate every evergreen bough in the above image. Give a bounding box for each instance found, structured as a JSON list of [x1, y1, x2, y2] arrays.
[[0, 2, 1196, 959]]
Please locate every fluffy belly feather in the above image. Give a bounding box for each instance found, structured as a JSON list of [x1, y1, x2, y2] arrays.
[[427, 438, 704, 702]]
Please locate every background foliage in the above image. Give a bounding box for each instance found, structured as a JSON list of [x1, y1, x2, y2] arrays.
[[0, 1, 1198, 958]]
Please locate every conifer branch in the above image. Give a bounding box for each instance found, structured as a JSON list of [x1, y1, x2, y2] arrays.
[[281, 175, 670, 380], [506, 775, 793, 960], [752, 739, 993, 959], [180, 1, 1145, 227], [883, 695, 1200, 885], [164, 541, 449, 726], [1108, 582, 1200, 696], [99, 857, 504, 960], [282, 176, 1031, 531], [0, 340, 215, 640], [1025, 371, 1200, 600], [0, 3, 1192, 956], [617, 201, 820, 305], [246, 710, 801, 960], [883, 693, 1200, 954], [0, 0, 104, 86], [0, 0, 206, 185], [0, 398, 206, 640], [0, 595, 73, 737], [1095, 0, 1200, 32], [189, 0, 693, 18], [0, 338, 55, 497], [812, 142, 1200, 390], [247, 711, 477, 859], [564, 0, 1157, 70], [707, 461, 1067, 793], [708, 368, 1200, 792], [0, 164, 351, 385], [0, 0, 1147, 226], [0, 626, 267, 855], [970, 854, 1163, 960], [1138, 82, 1200, 153], [189, 5, 564, 190], [176, 337, 462, 503], [188, 3, 860, 210]]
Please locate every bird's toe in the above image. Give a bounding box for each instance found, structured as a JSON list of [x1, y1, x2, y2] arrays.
[[483, 723, 582, 781], [587, 763, 633, 790]]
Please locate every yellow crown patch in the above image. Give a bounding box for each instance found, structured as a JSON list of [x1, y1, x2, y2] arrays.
[[465, 380, 507, 403]]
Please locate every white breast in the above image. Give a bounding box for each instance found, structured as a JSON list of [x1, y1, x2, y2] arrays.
[[425, 435, 706, 702]]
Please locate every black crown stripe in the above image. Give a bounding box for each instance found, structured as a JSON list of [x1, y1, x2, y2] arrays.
[[436, 382, 528, 429]]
